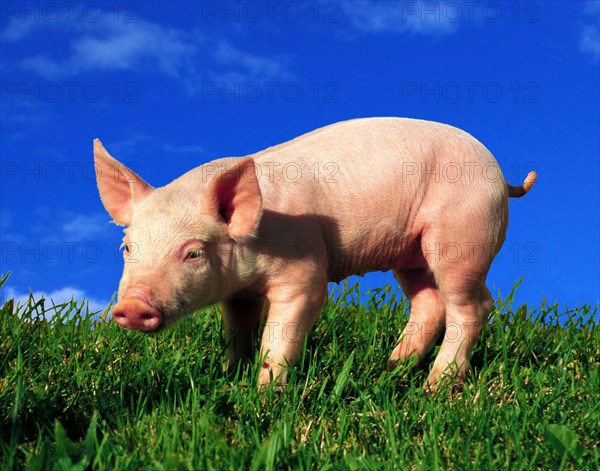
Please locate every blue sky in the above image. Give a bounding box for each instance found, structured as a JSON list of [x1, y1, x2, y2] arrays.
[[1, 0, 599, 314]]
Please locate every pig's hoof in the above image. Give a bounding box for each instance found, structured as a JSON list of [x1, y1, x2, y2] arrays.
[[388, 356, 420, 372], [423, 380, 438, 396], [423, 375, 464, 395]]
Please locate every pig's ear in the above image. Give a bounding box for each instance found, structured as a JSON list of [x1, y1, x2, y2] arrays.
[[94, 139, 153, 226], [203, 157, 263, 239]]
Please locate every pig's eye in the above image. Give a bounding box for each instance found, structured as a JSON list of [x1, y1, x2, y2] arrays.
[[120, 242, 130, 254], [185, 249, 204, 260]]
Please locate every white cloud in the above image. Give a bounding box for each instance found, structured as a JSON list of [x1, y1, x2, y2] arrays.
[[580, 25, 600, 61], [61, 213, 108, 240], [1, 210, 114, 250], [340, 0, 459, 36], [1, 16, 42, 41], [211, 41, 293, 81], [4, 13, 292, 91], [20, 19, 199, 80], [4, 286, 111, 320], [101, 133, 151, 157], [579, 2, 599, 62], [0, 11, 70, 42]]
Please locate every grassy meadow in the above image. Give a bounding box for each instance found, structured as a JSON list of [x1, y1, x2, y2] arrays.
[[1, 272, 598, 470]]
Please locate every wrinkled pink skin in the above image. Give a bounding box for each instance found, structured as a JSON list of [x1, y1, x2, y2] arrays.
[[95, 118, 535, 392]]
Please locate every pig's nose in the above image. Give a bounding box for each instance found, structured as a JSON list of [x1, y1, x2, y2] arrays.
[[112, 297, 163, 332]]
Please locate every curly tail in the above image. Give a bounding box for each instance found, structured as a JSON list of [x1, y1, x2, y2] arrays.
[[507, 171, 537, 198]]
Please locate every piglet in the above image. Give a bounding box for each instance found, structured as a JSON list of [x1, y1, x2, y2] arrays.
[[94, 118, 536, 392]]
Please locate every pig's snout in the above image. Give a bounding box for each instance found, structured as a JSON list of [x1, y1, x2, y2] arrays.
[[112, 297, 163, 332]]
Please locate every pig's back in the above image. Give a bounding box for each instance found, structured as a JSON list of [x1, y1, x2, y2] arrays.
[[252, 117, 504, 213], [251, 118, 507, 279]]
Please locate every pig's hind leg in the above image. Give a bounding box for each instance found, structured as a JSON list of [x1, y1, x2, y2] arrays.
[[421, 214, 500, 393], [389, 268, 446, 368]]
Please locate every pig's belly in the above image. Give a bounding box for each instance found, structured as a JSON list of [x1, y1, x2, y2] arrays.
[[326, 233, 427, 282]]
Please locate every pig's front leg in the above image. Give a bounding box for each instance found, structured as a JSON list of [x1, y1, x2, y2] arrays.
[[258, 282, 328, 390], [221, 296, 265, 371]]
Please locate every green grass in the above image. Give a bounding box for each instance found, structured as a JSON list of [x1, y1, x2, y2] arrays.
[[1, 272, 598, 470]]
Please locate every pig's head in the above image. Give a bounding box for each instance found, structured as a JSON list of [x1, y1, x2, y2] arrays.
[[94, 139, 262, 332]]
